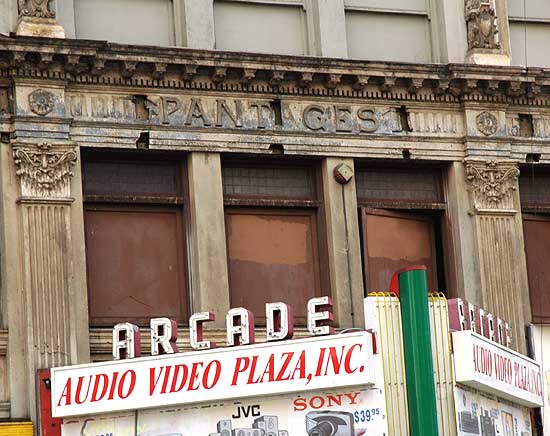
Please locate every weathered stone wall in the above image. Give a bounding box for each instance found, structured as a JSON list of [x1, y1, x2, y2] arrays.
[[0, 29, 549, 430]]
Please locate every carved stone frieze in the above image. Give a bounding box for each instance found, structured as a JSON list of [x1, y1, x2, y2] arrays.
[[465, 160, 520, 211], [13, 142, 77, 199], [18, 0, 55, 18], [476, 111, 498, 136], [0, 38, 548, 104], [465, 0, 500, 50], [28, 89, 54, 116]]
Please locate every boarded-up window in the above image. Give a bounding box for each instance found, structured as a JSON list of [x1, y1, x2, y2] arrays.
[[510, 22, 550, 68], [214, 1, 307, 55], [361, 208, 438, 293], [83, 158, 188, 326], [222, 162, 326, 324], [74, 0, 175, 46], [225, 211, 320, 324], [345, 2, 432, 63], [356, 166, 447, 294], [508, 0, 550, 68], [522, 215, 550, 324], [85, 207, 187, 325]]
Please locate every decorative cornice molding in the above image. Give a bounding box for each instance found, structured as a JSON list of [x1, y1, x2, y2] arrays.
[[465, 160, 520, 211], [0, 39, 549, 106], [13, 141, 77, 200]]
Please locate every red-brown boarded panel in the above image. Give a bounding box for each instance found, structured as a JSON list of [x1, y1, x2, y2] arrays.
[[523, 214, 550, 324], [225, 210, 322, 325], [85, 207, 187, 326], [362, 208, 438, 293]]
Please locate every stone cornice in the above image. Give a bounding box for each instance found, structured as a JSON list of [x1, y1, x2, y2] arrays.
[[0, 36, 549, 106]]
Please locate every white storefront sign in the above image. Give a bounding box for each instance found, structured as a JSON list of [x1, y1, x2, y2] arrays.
[[61, 386, 388, 436], [52, 331, 375, 418], [452, 330, 543, 407]]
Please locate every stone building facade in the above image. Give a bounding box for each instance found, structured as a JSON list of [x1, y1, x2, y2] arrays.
[[0, 0, 549, 434]]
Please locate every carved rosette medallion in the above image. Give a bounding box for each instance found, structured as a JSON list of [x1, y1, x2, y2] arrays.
[[465, 160, 520, 211], [476, 111, 498, 136], [18, 0, 55, 18], [29, 89, 54, 116], [13, 142, 77, 199], [465, 0, 500, 50]]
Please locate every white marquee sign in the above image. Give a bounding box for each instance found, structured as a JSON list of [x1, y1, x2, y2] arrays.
[[51, 331, 375, 418], [452, 330, 543, 407]]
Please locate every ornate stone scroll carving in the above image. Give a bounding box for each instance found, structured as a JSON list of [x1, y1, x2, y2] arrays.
[[465, 0, 500, 50], [28, 89, 54, 116], [18, 0, 55, 18], [13, 142, 77, 199], [465, 160, 519, 211], [16, 0, 65, 38]]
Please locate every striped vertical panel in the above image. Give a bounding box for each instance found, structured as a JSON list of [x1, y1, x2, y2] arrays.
[[21, 204, 72, 369], [429, 293, 457, 436], [365, 292, 460, 436], [365, 293, 409, 436]]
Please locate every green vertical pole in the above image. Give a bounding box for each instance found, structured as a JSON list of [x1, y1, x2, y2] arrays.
[[398, 267, 439, 436]]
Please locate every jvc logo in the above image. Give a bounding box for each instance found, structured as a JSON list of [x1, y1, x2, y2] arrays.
[[232, 405, 261, 419]]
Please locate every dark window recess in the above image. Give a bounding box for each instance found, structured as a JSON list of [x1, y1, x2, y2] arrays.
[[83, 161, 180, 199], [397, 106, 412, 132], [519, 114, 534, 137], [272, 99, 283, 126], [355, 168, 444, 208], [360, 208, 439, 293], [523, 215, 550, 324], [520, 173, 550, 210], [83, 157, 188, 326], [222, 166, 315, 199], [222, 161, 327, 325]]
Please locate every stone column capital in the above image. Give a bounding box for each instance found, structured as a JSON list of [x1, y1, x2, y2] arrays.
[[464, 159, 520, 212], [12, 141, 77, 201]]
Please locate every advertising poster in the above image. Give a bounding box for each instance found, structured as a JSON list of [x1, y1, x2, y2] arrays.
[[61, 386, 387, 436], [453, 385, 532, 436]]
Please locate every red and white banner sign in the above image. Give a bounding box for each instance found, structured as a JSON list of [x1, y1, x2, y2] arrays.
[[452, 330, 543, 407], [51, 331, 375, 418]]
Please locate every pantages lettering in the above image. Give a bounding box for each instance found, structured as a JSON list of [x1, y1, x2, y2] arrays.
[[67, 94, 405, 134]]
